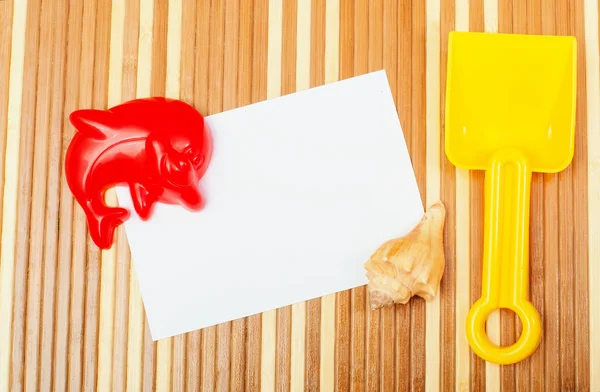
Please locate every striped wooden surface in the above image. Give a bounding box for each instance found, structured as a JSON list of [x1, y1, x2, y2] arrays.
[[0, 0, 598, 390]]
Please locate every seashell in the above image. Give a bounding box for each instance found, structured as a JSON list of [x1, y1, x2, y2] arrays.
[[364, 201, 446, 310]]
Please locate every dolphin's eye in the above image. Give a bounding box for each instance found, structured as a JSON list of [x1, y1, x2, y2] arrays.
[[183, 146, 204, 168], [191, 155, 203, 167]]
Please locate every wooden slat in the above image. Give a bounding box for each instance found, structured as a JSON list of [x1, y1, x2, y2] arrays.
[[497, 2, 518, 390], [467, 4, 486, 390], [425, 0, 442, 389], [556, 1, 577, 390], [439, 0, 458, 391], [25, 0, 55, 388], [290, 2, 310, 391], [540, 3, 561, 392], [228, 2, 247, 388], [351, 2, 368, 389], [200, 2, 227, 391], [384, 0, 401, 384], [305, 1, 326, 390], [526, 3, 546, 391], [276, 0, 295, 383], [380, 1, 397, 390], [334, 2, 352, 391], [260, 1, 282, 391], [482, 1, 500, 390], [366, 1, 383, 390], [96, 0, 125, 391], [86, 1, 113, 391], [0, 9, 9, 390], [126, 0, 152, 390], [112, 231, 131, 392], [519, 1, 541, 391], [572, 0, 591, 389], [0, 1, 598, 391], [179, 2, 199, 389], [0, 0, 24, 391], [58, 0, 85, 390], [395, 2, 413, 391], [141, 323, 155, 392], [248, 2, 269, 391], [584, 0, 600, 389], [214, 2, 239, 391], [454, 1, 470, 391], [184, 2, 209, 389], [498, 2, 520, 392], [0, 0, 13, 239], [411, 1, 427, 388], [112, 2, 141, 391], [155, 0, 181, 389], [218, 0, 240, 391], [13, 0, 43, 391], [82, 0, 101, 380]]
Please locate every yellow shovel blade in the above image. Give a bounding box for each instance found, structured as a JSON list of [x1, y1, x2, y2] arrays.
[[445, 32, 577, 172], [445, 32, 577, 365]]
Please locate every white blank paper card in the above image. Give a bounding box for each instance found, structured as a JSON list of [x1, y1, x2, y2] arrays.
[[116, 70, 424, 340]]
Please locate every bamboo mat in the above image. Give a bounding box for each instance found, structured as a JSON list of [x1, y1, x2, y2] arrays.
[[0, 0, 599, 391]]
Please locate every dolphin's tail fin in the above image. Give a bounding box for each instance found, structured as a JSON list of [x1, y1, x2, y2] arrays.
[[84, 204, 130, 249]]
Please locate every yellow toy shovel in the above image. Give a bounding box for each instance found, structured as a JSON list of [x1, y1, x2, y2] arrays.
[[445, 32, 577, 365]]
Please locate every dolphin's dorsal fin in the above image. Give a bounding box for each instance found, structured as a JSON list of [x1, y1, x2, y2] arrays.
[[69, 109, 118, 140]]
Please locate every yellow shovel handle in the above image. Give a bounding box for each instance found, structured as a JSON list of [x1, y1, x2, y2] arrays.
[[465, 149, 542, 365]]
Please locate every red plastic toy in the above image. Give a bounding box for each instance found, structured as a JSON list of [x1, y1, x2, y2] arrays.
[[65, 97, 213, 249]]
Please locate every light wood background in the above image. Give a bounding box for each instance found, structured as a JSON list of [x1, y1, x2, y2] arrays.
[[0, 0, 599, 391]]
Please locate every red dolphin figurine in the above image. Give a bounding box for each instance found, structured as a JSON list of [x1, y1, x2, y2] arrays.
[[65, 97, 213, 249]]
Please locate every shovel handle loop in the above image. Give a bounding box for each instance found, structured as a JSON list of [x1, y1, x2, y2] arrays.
[[465, 149, 542, 365]]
